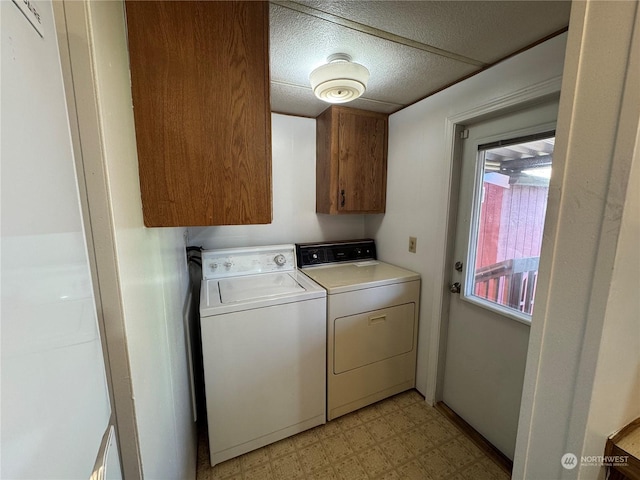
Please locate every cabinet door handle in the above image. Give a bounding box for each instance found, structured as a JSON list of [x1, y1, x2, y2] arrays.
[[340, 189, 345, 207], [368, 314, 386, 325]]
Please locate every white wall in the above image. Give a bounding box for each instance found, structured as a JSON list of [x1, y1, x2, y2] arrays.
[[188, 114, 365, 249], [574, 4, 640, 473], [515, 2, 640, 478], [365, 33, 568, 397], [62, 2, 197, 478], [581, 119, 640, 475]]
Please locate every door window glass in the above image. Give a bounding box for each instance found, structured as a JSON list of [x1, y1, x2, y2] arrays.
[[466, 133, 554, 320]]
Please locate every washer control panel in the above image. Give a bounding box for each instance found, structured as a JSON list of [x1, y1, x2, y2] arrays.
[[202, 245, 297, 280]]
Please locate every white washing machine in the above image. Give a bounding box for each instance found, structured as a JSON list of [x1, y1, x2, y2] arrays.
[[296, 239, 421, 421], [199, 245, 326, 466]]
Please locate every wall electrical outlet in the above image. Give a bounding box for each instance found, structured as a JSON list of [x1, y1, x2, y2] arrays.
[[408, 236, 417, 253]]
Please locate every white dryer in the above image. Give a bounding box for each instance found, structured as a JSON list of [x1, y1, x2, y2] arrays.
[[297, 240, 420, 421], [199, 245, 326, 466]]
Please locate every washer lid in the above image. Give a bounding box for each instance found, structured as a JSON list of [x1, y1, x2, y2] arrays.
[[218, 272, 305, 303], [200, 270, 325, 317]]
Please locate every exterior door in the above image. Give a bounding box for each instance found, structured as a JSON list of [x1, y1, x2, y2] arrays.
[[442, 99, 558, 460]]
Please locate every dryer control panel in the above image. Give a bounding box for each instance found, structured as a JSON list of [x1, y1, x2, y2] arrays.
[[296, 239, 376, 267], [202, 245, 296, 280]]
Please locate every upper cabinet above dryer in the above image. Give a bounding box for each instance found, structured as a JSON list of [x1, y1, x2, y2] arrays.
[[316, 106, 388, 214], [125, 1, 272, 227]]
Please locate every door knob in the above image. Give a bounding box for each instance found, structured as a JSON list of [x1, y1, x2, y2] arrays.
[[449, 282, 461, 294]]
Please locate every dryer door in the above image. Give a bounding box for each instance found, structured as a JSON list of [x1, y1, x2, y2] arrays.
[[334, 303, 415, 374]]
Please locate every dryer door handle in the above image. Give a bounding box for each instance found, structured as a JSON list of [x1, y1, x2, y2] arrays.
[[368, 314, 387, 325]]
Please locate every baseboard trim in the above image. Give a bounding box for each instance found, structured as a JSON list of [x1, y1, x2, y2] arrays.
[[435, 401, 513, 475]]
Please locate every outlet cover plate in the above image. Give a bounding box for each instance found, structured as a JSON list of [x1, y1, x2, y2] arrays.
[[409, 236, 417, 253]]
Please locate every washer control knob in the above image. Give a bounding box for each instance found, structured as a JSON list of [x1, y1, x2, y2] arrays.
[[224, 261, 233, 269], [274, 254, 287, 266]]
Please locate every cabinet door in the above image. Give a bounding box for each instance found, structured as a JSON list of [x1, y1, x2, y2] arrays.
[[337, 110, 387, 213], [126, 1, 272, 226]]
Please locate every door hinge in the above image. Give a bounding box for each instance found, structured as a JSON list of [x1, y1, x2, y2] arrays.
[[460, 129, 469, 139]]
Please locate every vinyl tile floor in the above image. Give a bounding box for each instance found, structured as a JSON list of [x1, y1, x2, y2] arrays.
[[196, 390, 511, 480]]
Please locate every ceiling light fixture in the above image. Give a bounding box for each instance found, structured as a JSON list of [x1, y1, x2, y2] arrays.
[[309, 53, 370, 104]]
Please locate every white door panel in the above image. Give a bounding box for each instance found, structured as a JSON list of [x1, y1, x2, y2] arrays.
[[443, 99, 558, 460], [443, 296, 531, 458]]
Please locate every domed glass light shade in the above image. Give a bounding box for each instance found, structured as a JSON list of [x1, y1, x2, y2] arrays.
[[309, 54, 370, 104]]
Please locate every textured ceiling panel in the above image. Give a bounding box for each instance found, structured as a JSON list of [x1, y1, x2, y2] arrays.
[[295, 1, 572, 63], [270, 3, 478, 115], [269, 1, 570, 117], [271, 82, 333, 117]]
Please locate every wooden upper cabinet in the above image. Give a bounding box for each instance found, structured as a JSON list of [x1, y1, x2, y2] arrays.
[[316, 106, 388, 214], [125, 1, 272, 227]]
